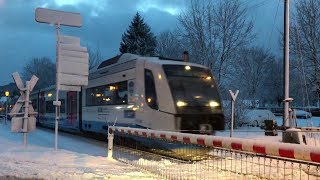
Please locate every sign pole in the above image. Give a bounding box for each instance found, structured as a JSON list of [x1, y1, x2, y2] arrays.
[[5, 97, 7, 125], [229, 90, 239, 137], [23, 81, 30, 146], [35, 8, 87, 150], [54, 23, 61, 151]]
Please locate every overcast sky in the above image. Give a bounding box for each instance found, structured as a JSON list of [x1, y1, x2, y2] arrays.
[[0, 0, 284, 86]]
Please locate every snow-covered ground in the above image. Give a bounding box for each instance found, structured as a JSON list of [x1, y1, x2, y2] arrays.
[[0, 116, 319, 179], [0, 120, 156, 180]]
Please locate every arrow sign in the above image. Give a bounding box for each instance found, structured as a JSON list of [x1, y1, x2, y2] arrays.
[[35, 8, 82, 27], [229, 90, 239, 101], [59, 35, 80, 45], [57, 35, 89, 91]]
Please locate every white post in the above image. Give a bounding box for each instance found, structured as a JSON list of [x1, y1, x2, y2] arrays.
[[23, 81, 30, 147], [5, 97, 8, 125], [283, 0, 290, 127], [107, 129, 114, 159], [54, 23, 61, 151], [229, 90, 239, 137]]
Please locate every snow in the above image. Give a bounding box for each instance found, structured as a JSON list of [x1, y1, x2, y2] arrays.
[[0, 116, 319, 179], [0, 121, 156, 179]]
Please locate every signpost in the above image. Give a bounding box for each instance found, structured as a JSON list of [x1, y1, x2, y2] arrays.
[[5, 91, 9, 125], [229, 90, 239, 137], [35, 8, 88, 151], [9, 72, 38, 146]]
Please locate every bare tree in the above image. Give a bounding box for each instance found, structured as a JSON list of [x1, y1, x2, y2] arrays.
[[87, 42, 103, 70], [232, 47, 274, 107], [178, 0, 254, 86], [22, 57, 55, 90], [156, 30, 186, 59], [290, 0, 320, 106]]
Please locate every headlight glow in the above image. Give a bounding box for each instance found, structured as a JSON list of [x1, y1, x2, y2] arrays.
[[177, 101, 187, 107], [209, 101, 219, 107]]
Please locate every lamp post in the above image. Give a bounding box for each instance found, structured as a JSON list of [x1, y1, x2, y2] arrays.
[[5, 91, 9, 125]]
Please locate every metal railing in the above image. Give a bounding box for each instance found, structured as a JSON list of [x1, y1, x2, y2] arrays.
[[108, 127, 320, 179], [302, 127, 320, 147]]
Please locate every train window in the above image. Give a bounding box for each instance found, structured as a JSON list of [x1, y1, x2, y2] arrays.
[[163, 65, 222, 108], [31, 99, 37, 111], [45, 100, 65, 113], [86, 81, 128, 106], [145, 69, 158, 110]]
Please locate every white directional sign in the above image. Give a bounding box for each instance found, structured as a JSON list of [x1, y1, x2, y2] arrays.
[[35, 8, 82, 27], [59, 35, 80, 45], [57, 35, 89, 91], [35, 8, 85, 151], [58, 73, 88, 86]]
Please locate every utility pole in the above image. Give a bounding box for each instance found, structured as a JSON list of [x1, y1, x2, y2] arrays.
[[283, 0, 290, 127]]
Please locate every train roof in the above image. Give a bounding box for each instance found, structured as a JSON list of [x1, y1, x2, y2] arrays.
[[93, 53, 208, 71]]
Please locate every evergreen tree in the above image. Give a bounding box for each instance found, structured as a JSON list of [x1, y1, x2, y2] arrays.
[[119, 12, 157, 56]]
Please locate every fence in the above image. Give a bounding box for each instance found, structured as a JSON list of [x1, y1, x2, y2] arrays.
[[302, 127, 320, 147], [109, 126, 320, 179]]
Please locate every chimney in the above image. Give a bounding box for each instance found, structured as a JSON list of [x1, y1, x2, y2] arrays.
[[182, 51, 189, 62]]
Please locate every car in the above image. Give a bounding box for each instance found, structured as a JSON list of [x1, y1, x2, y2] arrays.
[[242, 109, 276, 127], [294, 109, 312, 119]]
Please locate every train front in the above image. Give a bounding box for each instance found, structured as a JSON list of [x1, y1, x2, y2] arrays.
[[139, 59, 225, 135], [162, 64, 225, 134]]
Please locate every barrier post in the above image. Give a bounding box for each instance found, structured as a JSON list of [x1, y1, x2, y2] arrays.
[[108, 128, 114, 159]]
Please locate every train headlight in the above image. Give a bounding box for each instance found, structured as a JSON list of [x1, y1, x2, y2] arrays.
[[177, 101, 187, 107], [209, 101, 219, 107], [185, 65, 191, 70]]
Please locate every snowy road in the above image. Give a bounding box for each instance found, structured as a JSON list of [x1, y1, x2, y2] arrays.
[[0, 121, 157, 180]]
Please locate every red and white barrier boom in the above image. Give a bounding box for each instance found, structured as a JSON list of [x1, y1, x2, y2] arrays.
[[109, 126, 320, 163]]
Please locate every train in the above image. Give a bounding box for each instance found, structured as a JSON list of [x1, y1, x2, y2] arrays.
[[30, 53, 225, 136]]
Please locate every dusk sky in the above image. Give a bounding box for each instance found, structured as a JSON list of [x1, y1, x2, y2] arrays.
[[0, 0, 283, 86]]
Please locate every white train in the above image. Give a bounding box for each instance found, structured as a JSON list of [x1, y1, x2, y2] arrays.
[[31, 53, 225, 135]]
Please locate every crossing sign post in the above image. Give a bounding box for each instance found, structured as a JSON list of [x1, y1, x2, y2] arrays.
[[35, 8, 88, 151], [9, 72, 38, 146]]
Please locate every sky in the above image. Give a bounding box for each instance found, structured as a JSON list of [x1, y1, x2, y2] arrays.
[[0, 0, 284, 86]]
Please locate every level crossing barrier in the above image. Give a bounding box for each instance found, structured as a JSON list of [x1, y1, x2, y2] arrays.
[[108, 126, 320, 179]]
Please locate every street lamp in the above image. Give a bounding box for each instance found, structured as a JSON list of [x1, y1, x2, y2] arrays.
[[5, 91, 9, 125]]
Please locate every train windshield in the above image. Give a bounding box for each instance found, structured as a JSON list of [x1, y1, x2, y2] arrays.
[[163, 65, 221, 107]]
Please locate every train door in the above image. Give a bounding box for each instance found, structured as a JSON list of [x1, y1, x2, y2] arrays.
[[67, 91, 77, 125]]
